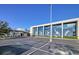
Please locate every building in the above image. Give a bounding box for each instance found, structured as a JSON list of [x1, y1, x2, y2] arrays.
[[30, 18, 79, 39], [8, 30, 30, 38]]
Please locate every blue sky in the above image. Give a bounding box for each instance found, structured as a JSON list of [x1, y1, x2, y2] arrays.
[[0, 4, 50, 30], [0, 4, 79, 30], [53, 4, 79, 22]]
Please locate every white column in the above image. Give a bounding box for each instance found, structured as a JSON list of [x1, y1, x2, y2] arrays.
[[61, 23, 63, 39], [30, 27, 33, 36], [37, 27, 38, 36], [50, 24, 52, 42], [43, 26, 44, 36], [77, 20, 79, 39]]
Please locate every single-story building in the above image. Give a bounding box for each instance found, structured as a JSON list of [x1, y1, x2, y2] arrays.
[[30, 18, 79, 39]]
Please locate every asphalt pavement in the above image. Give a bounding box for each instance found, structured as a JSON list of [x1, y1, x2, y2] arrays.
[[0, 37, 79, 55]]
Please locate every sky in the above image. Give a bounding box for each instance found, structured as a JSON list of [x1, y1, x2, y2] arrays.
[[53, 4, 79, 22], [0, 4, 50, 30], [0, 4, 79, 30]]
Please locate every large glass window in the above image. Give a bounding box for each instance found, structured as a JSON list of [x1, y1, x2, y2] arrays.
[[44, 25, 50, 36], [33, 27, 38, 36], [52, 24, 62, 37], [63, 22, 76, 37], [38, 26, 43, 36]]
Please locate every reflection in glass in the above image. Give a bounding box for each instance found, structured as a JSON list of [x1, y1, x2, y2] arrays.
[[52, 24, 62, 37], [44, 25, 50, 36], [33, 27, 38, 36], [38, 26, 43, 36], [63, 22, 76, 36]]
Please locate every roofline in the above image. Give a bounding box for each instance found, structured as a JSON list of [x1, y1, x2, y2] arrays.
[[31, 18, 79, 27], [10, 30, 27, 32]]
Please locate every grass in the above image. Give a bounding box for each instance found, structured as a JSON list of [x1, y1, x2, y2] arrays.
[[31, 35, 78, 40], [48, 36, 77, 39], [50, 36, 62, 38], [63, 36, 77, 39]]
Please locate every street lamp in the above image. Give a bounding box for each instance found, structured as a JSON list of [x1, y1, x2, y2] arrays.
[[49, 4, 52, 42]]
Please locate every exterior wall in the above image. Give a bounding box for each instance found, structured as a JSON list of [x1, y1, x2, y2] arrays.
[[8, 30, 28, 38], [30, 18, 79, 39], [77, 20, 79, 39]]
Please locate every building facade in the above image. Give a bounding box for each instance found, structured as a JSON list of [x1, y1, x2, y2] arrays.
[[30, 18, 79, 39], [8, 30, 29, 38]]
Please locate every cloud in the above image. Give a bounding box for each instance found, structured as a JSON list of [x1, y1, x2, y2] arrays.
[[16, 28, 25, 31]]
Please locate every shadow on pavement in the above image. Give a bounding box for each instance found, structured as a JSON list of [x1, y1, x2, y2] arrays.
[[0, 44, 32, 55]]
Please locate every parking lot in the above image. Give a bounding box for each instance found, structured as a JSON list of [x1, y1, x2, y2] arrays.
[[0, 37, 79, 55]]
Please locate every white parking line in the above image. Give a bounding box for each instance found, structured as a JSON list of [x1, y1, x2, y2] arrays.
[[39, 42, 49, 48], [31, 47, 53, 54], [27, 42, 49, 55]]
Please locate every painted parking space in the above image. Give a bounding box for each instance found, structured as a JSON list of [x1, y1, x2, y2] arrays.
[[0, 38, 79, 55]]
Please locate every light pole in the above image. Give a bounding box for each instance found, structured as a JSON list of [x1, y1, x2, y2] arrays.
[[49, 4, 52, 42]]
